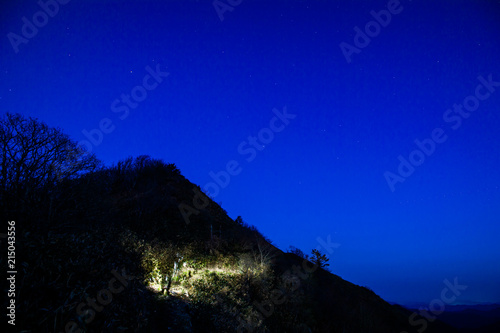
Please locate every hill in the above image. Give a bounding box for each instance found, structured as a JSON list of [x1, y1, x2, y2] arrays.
[[2, 155, 460, 332]]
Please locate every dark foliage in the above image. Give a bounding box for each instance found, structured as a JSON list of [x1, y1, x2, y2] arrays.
[[0, 114, 461, 332], [0, 112, 101, 231]]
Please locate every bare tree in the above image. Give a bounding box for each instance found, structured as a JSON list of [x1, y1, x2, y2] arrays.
[[253, 235, 276, 271], [0, 113, 101, 218], [288, 245, 308, 259]]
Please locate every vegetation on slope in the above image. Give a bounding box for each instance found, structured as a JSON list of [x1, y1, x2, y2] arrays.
[[1, 113, 459, 332]]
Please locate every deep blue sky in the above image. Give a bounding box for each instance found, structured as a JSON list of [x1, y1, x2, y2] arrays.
[[2, 0, 500, 305]]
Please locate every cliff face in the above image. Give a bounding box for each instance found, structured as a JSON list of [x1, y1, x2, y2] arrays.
[[5, 156, 458, 333]]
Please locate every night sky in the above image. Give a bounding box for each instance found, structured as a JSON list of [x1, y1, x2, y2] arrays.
[[2, 0, 500, 305]]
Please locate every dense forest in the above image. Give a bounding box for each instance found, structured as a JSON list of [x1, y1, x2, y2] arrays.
[[0, 113, 465, 332]]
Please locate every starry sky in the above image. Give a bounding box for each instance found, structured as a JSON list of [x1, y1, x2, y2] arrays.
[[1, 0, 500, 305]]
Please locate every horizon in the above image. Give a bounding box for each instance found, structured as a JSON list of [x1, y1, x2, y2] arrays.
[[2, 0, 500, 306]]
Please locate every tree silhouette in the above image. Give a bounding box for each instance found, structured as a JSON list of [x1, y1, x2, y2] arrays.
[[235, 215, 246, 226], [311, 249, 330, 268], [0, 113, 101, 221], [288, 245, 308, 259]]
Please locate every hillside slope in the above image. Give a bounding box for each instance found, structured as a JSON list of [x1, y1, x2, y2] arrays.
[[2, 156, 458, 333]]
